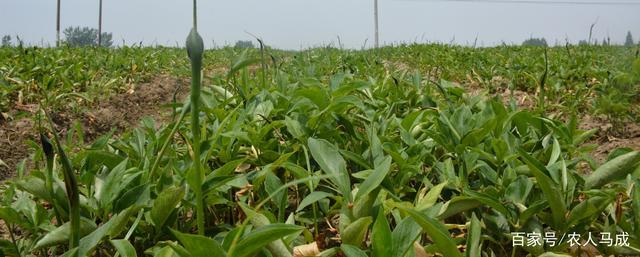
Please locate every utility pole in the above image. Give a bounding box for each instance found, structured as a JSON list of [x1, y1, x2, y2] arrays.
[[374, 0, 379, 48], [98, 0, 103, 46], [56, 0, 61, 47]]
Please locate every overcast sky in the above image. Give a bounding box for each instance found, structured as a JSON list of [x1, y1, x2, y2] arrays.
[[1, 0, 639, 49]]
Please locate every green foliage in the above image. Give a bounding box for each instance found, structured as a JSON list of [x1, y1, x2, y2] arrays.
[[63, 26, 113, 47], [522, 37, 548, 47], [626, 31, 635, 47], [234, 40, 255, 49], [1, 35, 11, 47]]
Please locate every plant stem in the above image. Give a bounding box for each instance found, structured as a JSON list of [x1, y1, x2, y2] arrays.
[[187, 0, 205, 235]]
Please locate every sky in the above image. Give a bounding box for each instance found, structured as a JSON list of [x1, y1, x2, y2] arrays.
[[0, 0, 639, 50]]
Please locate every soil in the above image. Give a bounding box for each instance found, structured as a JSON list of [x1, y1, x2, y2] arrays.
[[0, 75, 189, 179], [579, 115, 640, 163]]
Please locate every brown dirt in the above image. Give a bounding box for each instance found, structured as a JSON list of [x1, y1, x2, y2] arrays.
[[0, 75, 189, 179], [578, 115, 640, 163]]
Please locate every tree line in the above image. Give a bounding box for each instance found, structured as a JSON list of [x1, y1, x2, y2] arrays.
[[522, 31, 637, 47], [2, 26, 112, 47]]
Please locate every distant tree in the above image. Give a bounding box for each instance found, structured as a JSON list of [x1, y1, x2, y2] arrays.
[[1, 35, 11, 47], [602, 37, 608, 46], [522, 37, 548, 47], [625, 31, 635, 47], [63, 26, 113, 47], [578, 40, 589, 46], [234, 40, 254, 49]]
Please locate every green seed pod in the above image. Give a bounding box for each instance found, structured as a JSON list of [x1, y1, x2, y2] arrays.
[[186, 28, 204, 66]]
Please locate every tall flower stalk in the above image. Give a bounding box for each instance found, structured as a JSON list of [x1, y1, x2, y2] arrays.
[[186, 0, 205, 235]]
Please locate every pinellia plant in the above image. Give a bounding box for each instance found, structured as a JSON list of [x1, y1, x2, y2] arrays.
[[186, 0, 206, 236]]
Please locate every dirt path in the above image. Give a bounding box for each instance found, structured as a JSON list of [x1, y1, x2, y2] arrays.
[[0, 75, 189, 179]]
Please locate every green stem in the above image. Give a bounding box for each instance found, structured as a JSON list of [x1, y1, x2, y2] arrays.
[[148, 100, 190, 180], [186, 0, 205, 235], [8, 224, 22, 257]]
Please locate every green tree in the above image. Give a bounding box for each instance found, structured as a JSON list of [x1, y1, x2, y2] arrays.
[[63, 26, 113, 47], [625, 31, 635, 47], [1, 35, 11, 47], [522, 37, 548, 47], [234, 40, 254, 49]]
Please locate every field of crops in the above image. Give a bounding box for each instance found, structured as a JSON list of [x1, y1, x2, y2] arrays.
[[1, 8, 640, 257]]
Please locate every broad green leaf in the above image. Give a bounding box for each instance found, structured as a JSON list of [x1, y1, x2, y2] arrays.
[[584, 151, 640, 189], [391, 217, 422, 257], [517, 149, 567, 230], [171, 229, 226, 257], [296, 191, 332, 212], [110, 239, 138, 257], [284, 116, 305, 139], [567, 195, 613, 227], [341, 216, 373, 246], [437, 197, 482, 220], [372, 210, 392, 257], [355, 156, 391, 201], [396, 205, 463, 257], [152, 246, 179, 257], [341, 244, 368, 257], [417, 182, 447, 210], [228, 49, 260, 78], [34, 218, 97, 249], [114, 183, 150, 213], [464, 190, 511, 219], [0, 207, 21, 225], [95, 159, 129, 208], [466, 213, 481, 257], [547, 138, 561, 166], [239, 203, 295, 257], [231, 224, 303, 257], [151, 186, 184, 230], [308, 138, 351, 202], [78, 207, 137, 256]]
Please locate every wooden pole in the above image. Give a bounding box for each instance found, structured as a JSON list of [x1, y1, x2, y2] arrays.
[[98, 0, 103, 46], [56, 0, 61, 47], [374, 0, 379, 48]]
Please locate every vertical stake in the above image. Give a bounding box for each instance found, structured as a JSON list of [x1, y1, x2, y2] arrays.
[[98, 0, 103, 46], [374, 0, 379, 48]]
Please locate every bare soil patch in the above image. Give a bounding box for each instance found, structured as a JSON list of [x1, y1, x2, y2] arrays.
[[0, 75, 189, 179], [579, 115, 640, 163]]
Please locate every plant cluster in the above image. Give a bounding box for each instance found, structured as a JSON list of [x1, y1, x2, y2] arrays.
[[0, 3, 639, 256]]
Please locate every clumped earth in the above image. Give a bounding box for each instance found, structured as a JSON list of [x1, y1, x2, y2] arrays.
[[0, 75, 188, 179]]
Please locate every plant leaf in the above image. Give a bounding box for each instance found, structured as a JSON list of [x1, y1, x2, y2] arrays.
[[308, 138, 351, 202], [231, 224, 303, 257], [355, 156, 391, 201], [372, 210, 392, 257], [171, 229, 226, 257], [517, 149, 567, 230], [466, 213, 481, 257], [341, 244, 368, 257], [396, 205, 463, 257], [296, 191, 332, 212], [110, 239, 138, 257], [151, 186, 184, 230], [585, 151, 640, 189]]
